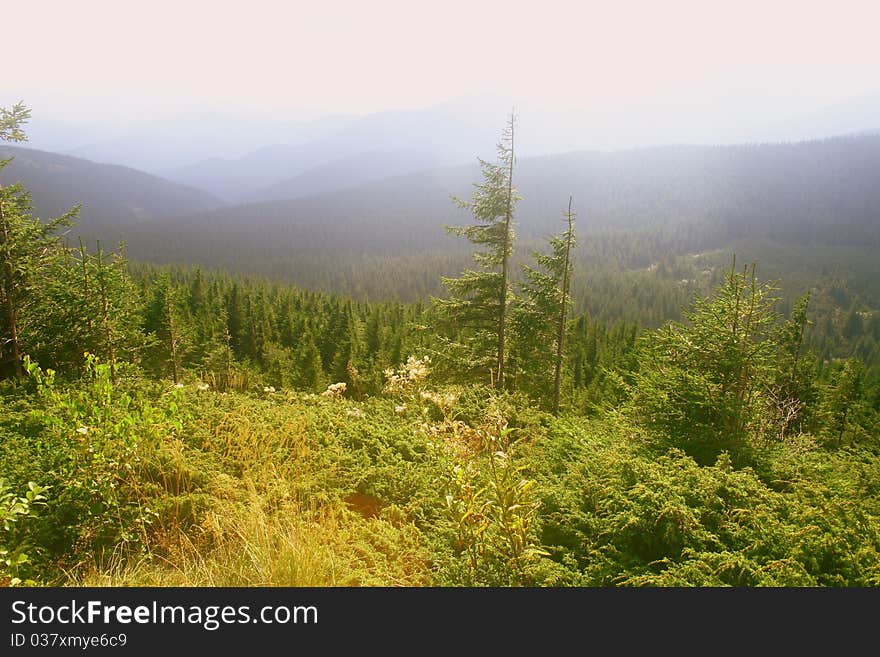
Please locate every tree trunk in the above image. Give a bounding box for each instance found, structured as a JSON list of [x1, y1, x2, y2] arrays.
[[166, 292, 179, 384], [224, 327, 232, 391], [96, 242, 117, 383], [553, 196, 575, 415], [78, 237, 93, 337], [0, 187, 21, 377], [497, 113, 516, 390]]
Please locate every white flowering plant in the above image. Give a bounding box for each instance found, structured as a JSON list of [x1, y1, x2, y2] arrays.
[[383, 355, 431, 395], [321, 382, 347, 399]]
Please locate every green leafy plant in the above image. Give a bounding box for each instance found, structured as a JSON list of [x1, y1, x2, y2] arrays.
[[21, 354, 180, 567], [441, 425, 546, 585], [0, 479, 48, 585]]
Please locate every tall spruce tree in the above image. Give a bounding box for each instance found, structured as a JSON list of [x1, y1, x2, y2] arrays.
[[511, 197, 576, 411], [553, 199, 576, 414], [434, 113, 519, 388], [772, 291, 817, 435]]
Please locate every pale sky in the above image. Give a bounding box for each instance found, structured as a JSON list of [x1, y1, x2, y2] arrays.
[[5, 0, 880, 123]]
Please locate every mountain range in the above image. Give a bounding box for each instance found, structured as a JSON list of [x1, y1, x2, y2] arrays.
[[14, 92, 880, 205], [122, 134, 880, 259], [3, 101, 879, 300]]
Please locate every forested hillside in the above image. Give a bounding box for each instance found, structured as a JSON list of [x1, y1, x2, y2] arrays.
[[0, 145, 221, 238], [111, 135, 880, 368], [253, 148, 440, 201], [121, 136, 880, 292]]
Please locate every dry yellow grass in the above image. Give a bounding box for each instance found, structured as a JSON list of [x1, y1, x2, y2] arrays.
[[76, 491, 432, 587]]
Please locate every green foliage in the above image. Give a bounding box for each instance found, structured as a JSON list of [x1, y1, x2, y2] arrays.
[[0, 104, 139, 379], [527, 418, 880, 586], [44, 241, 142, 374], [0, 479, 48, 585], [434, 114, 520, 387], [294, 332, 325, 392], [0, 102, 31, 143], [818, 359, 868, 447], [511, 201, 576, 409], [440, 427, 546, 585], [633, 261, 793, 461], [771, 291, 818, 435], [2, 348, 878, 586], [142, 273, 191, 382], [0, 150, 78, 377], [8, 354, 183, 575]]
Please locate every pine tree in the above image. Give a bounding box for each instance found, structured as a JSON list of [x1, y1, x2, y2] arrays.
[[330, 304, 360, 385], [143, 273, 190, 382], [843, 304, 863, 341], [364, 306, 382, 361], [553, 199, 576, 414], [225, 284, 246, 357], [434, 113, 519, 388], [93, 241, 141, 381], [821, 359, 864, 446], [188, 267, 205, 313], [634, 259, 784, 460], [511, 197, 576, 411], [773, 291, 816, 435], [295, 331, 324, 391], [0, 103, 77, 377]]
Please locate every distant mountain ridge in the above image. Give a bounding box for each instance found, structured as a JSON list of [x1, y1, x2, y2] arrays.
[[39, 112, 357, 175], [4, 130, 879, 271], [3, 131, 878, 301], [117, 134, 880, 289], [0, 145, 222, 241], [16, 92, 880, 206], [252, 149, 440, 201], [164, 98, 510, 200]]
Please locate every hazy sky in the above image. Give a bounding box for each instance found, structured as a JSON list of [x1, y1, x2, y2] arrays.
[[5, 0, 880, 123]]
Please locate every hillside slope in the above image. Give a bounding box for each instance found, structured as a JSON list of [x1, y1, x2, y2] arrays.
[[0, 145, 223, 240], [122, 135, 880, 287]]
